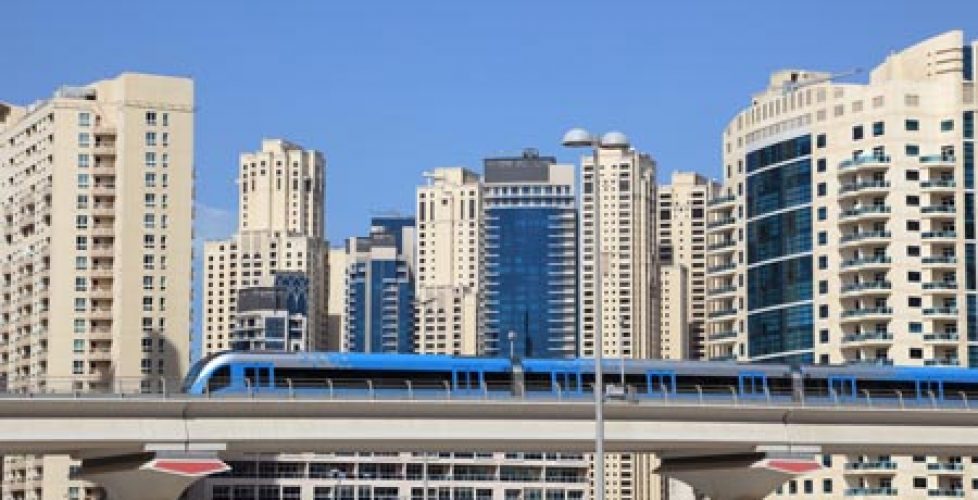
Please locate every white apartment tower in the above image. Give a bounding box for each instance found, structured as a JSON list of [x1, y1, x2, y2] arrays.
[[203, 139, 328, 355], [578, 133, 658, 500], [657, 172, 720, 359], [705, 30, 978, 499], [415, 167, 481, 355], [0, 73, 194, 500]]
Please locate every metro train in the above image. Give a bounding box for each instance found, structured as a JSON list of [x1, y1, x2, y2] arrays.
[[181, 351, 978, 404]]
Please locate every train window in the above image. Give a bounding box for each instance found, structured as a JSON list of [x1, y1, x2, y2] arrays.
[[916, 380, 944, 400], [452, 370, 484, 391]]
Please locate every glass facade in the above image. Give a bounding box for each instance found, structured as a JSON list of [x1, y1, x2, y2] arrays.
[[747, 304, 814, 358], [345, 217, 416, 353], [747, 209, 812, 264], [746, 159, 811, 217], [747, 257, 813, 311], [746, 135, 811, 173], [482, 152, 577, 359], [745, 134, 814, 361]]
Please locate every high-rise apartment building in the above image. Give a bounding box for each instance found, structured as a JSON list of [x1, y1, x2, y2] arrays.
[[203, 139, 328, 355], [325, 246, 347, 351], [705, 30, 978, 499], [656, 172, 720, 359], [344, 216, 416, 353], [231, 272, 310, 352], [577, 133, 658, 500], [0, 73, 194, 500], [482, 149, 577, 358], [415, 167, 481, 355]]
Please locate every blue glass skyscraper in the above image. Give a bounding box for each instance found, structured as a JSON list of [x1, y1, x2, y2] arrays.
[[482, 149, 577, 359], [344, 217, 416, 353]]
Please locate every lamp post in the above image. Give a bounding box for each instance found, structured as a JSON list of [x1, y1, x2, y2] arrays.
[[562, 127, 608, 500], [508, 330, 517, 360]]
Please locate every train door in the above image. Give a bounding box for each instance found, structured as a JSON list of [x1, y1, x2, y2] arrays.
[[230, 362, 275, 392], [916, 378, 945, 401], [738, 371, 768, 398], [550, 368, 583, 396], [646, 370, 676, 396], [452, 368, 485, 395], [828, 376, 857, 400]]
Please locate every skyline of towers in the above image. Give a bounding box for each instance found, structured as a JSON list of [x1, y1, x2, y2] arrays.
[[202, 139, 328, 356]]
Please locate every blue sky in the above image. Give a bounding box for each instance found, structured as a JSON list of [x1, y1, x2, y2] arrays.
[[6, 1, 978, 355]]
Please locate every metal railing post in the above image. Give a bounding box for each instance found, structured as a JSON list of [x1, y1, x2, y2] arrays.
[[695, 384, 703, 405], [895, 390, 903, 409], [764, 386, 771, 405], [661, 383, 670, 403], [830, 387, 839, 406], [245, 378, 253, 398], [729, 386, 738, 405], [862, 389, 872, 408], [367, 380, 374, 399], [406, 380, 413, 400], [287, 379, 294, 399], [481, 379, 488, 400], [928, 389, 937, 409], [556, 382, 562, 401], [960, 391, 969, 410], [327, 379, 334, 399], [443, 380, 451, 400]]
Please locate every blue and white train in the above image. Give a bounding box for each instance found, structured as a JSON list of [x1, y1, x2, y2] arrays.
[[181, 351, 978, 404]]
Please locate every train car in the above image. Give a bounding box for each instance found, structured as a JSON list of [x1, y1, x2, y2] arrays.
[[800, 363, 978, 403]]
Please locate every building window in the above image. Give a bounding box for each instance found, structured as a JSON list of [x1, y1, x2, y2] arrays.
[[852, 125, 864, 140], [145, 131, 157, 146], [146, 111, 157, 126], [78, 133, 90, 147], [942, 119, 955, 131], [77, 174, 90, 188], [906, 144, 920, 156], [908, 271, 921, 282], [907, 220, 920, 231], [74, 319, 86, 333], [906, 170, 919, 181], [817, 183, 827, 196], [78, 153, 90, 168], [73, 361, 84, 375], [817, 207, 827, 221], [74, 298, 86, 312], [816, 158, 826, 173], [818, 231, 827, 245], [78, 112, 91, 127], [818, 255, 828, 270], [872, 121, 885, 136], [909, 297, 922, 307], [819, 281, 828, 294], [905, 119, 920, 131], [145, 152, 157, 167], [75, 277, 87, 292], [145, 173, 156, 187], [907, 195, 919, 206]]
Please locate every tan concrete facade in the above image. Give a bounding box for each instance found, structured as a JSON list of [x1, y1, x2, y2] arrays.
[[704, 30, 978, 499], [202, 139, 328, 355], [415, 168, 481, 355], [578, 143, 658, 500], [0, 73, 194, 499], [657, 172, 719, 360]]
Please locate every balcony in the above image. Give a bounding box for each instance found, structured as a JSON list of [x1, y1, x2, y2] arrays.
[[921, 180, 956, 190], [708, 309, 737, 319], [841, 231, 891, 245], [842, 332, 894, 344], [927, 490, 964, 498], [840, 205, 891, 220], [707, 263, 736, 275], [839, 180, 890, 197], [919, 154, 956, 165], [923, 307, 958, 316], [706, 217, 736, 229], [708, 330, 738, 341], [844, 460, 897, 471], [708, 194, 736, 207], [92, 144, 116, 157], [707, 240, 736, 251], [922, 256, 957, 266], [922, 205, 957, 216], [841, 307, 893, 319], [841, 256, 891, 269], [839, 154, 891, 170], [923, 332, 960, 342], [925, 358, 961, 367], [922, 231, 957, 240], [923, 281, 958, 291], [841, 281, 891, 294], [927, 463, 964, 472], [844, 487, 897, 497], [708, 285, 737, 296]]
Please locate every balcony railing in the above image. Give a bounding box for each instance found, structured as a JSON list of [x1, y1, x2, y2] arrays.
[[844, 460, 897, 471], [923, 307, 959, 316], [708, 309, 737, 319], [922, 205, 957, 214], [707, 263, 736, 274], [707, 194, 736, 206], [927, 489, 964, 498], [922, 256, 957, 265], [925, 358, 961, 367], [840, 205, 891, 219], [919, 154, 956, 164], [841, 281, 891, 293], [921, 180, 956, 189], [842, 332, 893, 343], [707, 217, 736, 229], [844, 487, 897, 496], [922, 231, 956, 239], [841, 307, 893, 318], [923, 282, 958, 290], [841, 231, 891, 243], [841, 256, 891, 268], [926, 463, 964, 472], [839, 180, 890, 194], [708, 285, 737, 296], [923, 333, 960, 342], [839, 154, 891, 169]]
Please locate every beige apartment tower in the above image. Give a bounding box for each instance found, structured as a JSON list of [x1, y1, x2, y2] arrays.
[[0, 73, 194, 499], [656, 171, 720, 360], [414, 167, 481, 355], [202, 139, 328, 355], [705, 30, 978, 499], [577, 133, 658, 500]]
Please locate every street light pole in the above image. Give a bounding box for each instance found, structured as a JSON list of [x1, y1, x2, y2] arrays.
[[562, 128, 605, 500]]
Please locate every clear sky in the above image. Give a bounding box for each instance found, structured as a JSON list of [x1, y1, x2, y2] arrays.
[[6, 1, 978, 355]]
